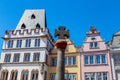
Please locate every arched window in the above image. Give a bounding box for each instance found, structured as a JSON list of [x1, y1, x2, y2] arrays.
[[36, 23, 40, 29], [31, 70, 39, 80], [31, 14, 36, 19], [21, 23, 26, 29], [1, 70, 9, 80], [10, 70, 18, 80], [21, 70, 29, 80]]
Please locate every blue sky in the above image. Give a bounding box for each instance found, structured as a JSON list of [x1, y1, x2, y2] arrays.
[[0, 0, 120, 53]]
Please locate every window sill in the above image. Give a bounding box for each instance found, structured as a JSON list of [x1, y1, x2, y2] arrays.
[[84, 63, 108, 66], [13, 61, 19, 63], [65, 65, 77, 67], [23, 61, 30, 62], [2, 62, 46, 65], [50, 65, 77, 67], [90, 47, 99, 49], [4, 62, 10, 63]]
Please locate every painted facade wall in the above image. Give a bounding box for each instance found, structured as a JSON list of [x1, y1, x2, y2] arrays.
[[0, 10, 54, 80], [110, 31, 120, 80], [81, 26, 113, 80], [48, 39, 81, 80]]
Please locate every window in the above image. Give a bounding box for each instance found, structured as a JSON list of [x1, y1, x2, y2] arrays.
[[1, 70, 8, 80], [31, 14, 36, 19], [90, 42, 98, 48], [21, 23, 26, 29], [97, 72, 108, 80], [34, 39, 40, 47], [113, 54, 120, 65], [101, 54, 106, 64], [16, 40, 22, 48], [4, 54, 11, 62], [65, 74, 77, 80], [45, 54, 48, 64], [84, 54, 106, 65], [85, 73, 95, 80], [90, 55, 94, 64], [51, 74, 55, 80], [73, 56, 76, 65], [33, 53, 40, 62], [47, 41, 51, 51], [21, 70, 29, 80], [31, 70, 38, 80], [8, 40, 14, 48], [96, 54, 107, 64], [51, 56, 76, 66], [51, 58, 57, 66], [68, 56, 76, 65], [36, 23, 40, 29], [25, 39, 31, 47], [103, 72, 108, 80], [64, 57, 67, 65], [68, 57, 72, 65], [13, 54, 20, 62], [84, 56, 89, 64], [44, 71, 47, 80], [24, 53, 30, 62], [96, 55, 100, 64], [10, 70, 18, 80], [97, 73, 102, 80], [50, 73, 77, 80], [85, 72, 108, 80]]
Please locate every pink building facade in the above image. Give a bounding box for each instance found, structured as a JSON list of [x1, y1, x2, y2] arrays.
[[80, 26, 113, 80]]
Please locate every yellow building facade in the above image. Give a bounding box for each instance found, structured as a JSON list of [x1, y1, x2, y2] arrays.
[[48, 39, 81, 80]]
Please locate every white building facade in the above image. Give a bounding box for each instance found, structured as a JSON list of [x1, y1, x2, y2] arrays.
[[110, 31, 120, 80], [0, 10, 54, 80]]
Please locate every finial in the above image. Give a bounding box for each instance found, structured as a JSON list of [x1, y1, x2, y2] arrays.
[[90, 25, 96, 33]]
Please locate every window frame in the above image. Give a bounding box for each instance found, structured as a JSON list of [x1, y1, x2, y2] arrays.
[[31, 70, 39, 80], [50, 73, 77, 80], [13, 53, 20, 62], [85, 72, 108, 80], [33, 53, 40, 62], [24, 53, 30, 62], [51, 56, 77, 66], [16, 40, 22, 48], [8, 40, 14, 48], [25, 39, 31, 48], [21, 70, 29, 80], [10, 70, 18, 80], [1, 70, 9, 80], [84, 54, 107, 65], [34, 38, 40, 47], [4, 54, 11, 62], [90, 42, 98, 49]]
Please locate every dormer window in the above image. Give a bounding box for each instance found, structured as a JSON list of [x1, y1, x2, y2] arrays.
[[21, 23, 26, 29], [36, 23, 40, 29], [31, 14, 36, 19]]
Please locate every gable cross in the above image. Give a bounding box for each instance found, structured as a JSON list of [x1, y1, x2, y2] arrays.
[[55, 26, 69, 39]]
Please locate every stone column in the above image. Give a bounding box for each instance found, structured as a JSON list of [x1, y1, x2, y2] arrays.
[[55, 40, 67, 80]]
